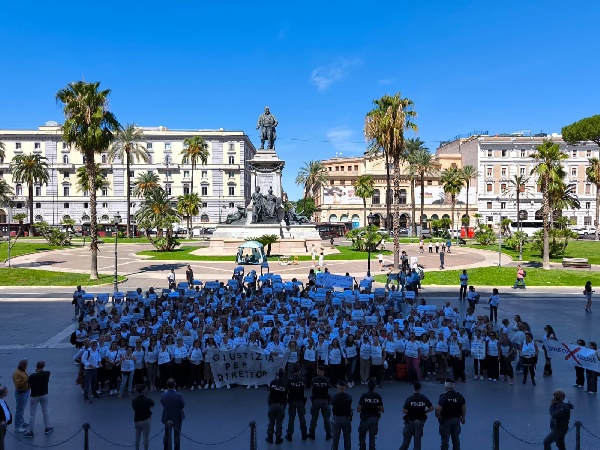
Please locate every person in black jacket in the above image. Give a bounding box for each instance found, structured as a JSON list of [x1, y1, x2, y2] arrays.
[[309, 365, 332, 440], [399, 381, 433, 450], [285, 364, 308, 441], [132, 384, 154, 450], [0, 384, 12, 450], [435, 380, 466, 450], [267, 368, 288, 444], [330, 381, 352, 450], [161, 379, 185, 450], [543, 389, 573, 450], [358, 378, 384, 450], [24, 361, 52, 438]]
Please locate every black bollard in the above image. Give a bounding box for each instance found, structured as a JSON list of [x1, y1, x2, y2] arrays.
[[165, 420, 173, 450], [493, 420, 501, 450], [249, 420, 257, 450], [82, 423, 90, 450], [575, 420, 582, 450]]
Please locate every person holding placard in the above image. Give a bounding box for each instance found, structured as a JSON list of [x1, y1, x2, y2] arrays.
[[303, 338, 317, 388], [344, 335, 358, 388], [405, 333, 421, 382], [585, 342, 598, 394], [359, 336, 372, 385], [471, 330, 486, 381], [485, 332, 500, 382]]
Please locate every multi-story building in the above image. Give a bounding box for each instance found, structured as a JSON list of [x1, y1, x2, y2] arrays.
[[313, 152, 468, 230], [436, 133, 598, 228], [0, 122, 256, 227]]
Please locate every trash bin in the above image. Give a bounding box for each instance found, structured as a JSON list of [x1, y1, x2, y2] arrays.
[[460, 227, 467, 238], [467, 227, 475, 238]]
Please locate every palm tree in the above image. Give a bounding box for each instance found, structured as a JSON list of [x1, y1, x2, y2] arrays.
[[295, 161, 329, 199], [549, 176, 580, 224], [0, 179, 14, 205], [459, 165, 479, 226], [586, 158, 600, 241], [364, 93, 417, 269], [135, 187, 180, 251], [0, 141, 5, 162], [133, 172, 161, 198], [76, 164, 108, 194], [9, 153, 50, 227], [110, 124, 149, 237], [56, 81, 120, 280], [530, 140, 568, 269], [181, 136, 209, 194], [440, 167, 464, 236], [411, 148, 437, 233], [177, 193, 201, 239], [353, 175, 375, 227], [502, 174, 531, 259], [406, 138, 431, 236]]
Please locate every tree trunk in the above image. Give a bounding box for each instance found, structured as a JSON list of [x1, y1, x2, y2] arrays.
[[28, 183, 34, 232], [451, 194, 456, 237], [87, 154, 99, 280], [516, 191, 521, 257], [190, 162, 194, 195], [410, 177, 416, 236], [187, 216, 191, 240], [393, 161, 401, 270], [363, 197, 366, 228], [385, 153, 391, 230], [596, 183, 600, 242], [126, 151, 131, 238], [465, 181, 470, 226], [542, 181, 550, 270], [420, 171, 425, 232]]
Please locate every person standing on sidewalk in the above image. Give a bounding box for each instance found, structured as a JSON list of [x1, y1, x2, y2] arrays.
[[399, 381, 433, 450], [185, 265, 194, 288], [285, 364, 308, 442], [435, 380, 466, 450], [357, 378, 384, 450], [543, 389, 573, 450], [0, 384, 13, 450], [23, 361, 52, 438], [81, 340, 101, 403], [459, 270, 468, 300], [330, 381, 353, 450], [167, 269, 176, 290], [161, 378, 185, 450], [132, 384, 154, 450], [439, 248, 445, 270], [12, 359, 29, 432]]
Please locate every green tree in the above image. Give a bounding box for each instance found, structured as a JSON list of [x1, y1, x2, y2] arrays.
[[135, 187, 180, 251], [459, 165, 478, 226], [529, 140, 568, 269], [364, 93, 417, 269], [177, 192, 201, 239], [295, 161, 329, 198], [248, 234, 279, 257], [562, 115, 600, 147], [56, 81, 120, 279], [133, 172, 161, 198], [409, 145, 437, 233], [181, 136, 209, 194], [354, 175, 375, 227], [549, 177, 580, 226], [9, 153, 50, 228], [0, 141, 5, 162], [500, 218, 513, 236], [502, 174, 531, 259], [76, 164, 109, 194], [295, 197, 316, 219], [0, 179, 14, 205], [586, 158, 600, 241], [440, 167, 464, 238], [110, 124, 149, 237], [475, 224, 496, 245]]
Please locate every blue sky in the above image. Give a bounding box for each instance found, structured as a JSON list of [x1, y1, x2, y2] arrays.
[[1, 1, 599, 200]]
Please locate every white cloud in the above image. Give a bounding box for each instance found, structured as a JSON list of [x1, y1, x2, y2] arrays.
[[326, 126, 365, 155], [310, 58, 360, 91]]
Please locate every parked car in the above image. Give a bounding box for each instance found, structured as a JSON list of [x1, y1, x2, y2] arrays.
[[572, 227, 596, 236]]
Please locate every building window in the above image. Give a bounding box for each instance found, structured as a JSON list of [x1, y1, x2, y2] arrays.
[[340, 166, 344, 171], [571, 167, 577, 178], [64, 202, 69, 208], [340, 180, 345, 186], [427, 180, 433, 186], [16, 184, 23, 196], [63, 155, 69, 164], [328, 167, 332, 171], [62, 142, 69, 150], [585, 216, 592, 225], [487, 149, 492, 157], [63, 186, 70, 196], [201, 186, 208, 196], [165, 185, 172, 195], [64, 171, 69, 178], [585, 184, 591, 195], [228, 156, 235, 164], [82, 156, 86, 164], [166, 171, 171, 179], [347, 166, 352, 171], [228, 171, 234, 178], [102, 202, 108, 208], [572, 149, 577, 157], [586, 149, 592, 157], [201, 170, 208, 178], [201, 202, 207, 208], [486, 183, 493, 192], [84, 202, 88, 208], [520, 149, 526, 157], [184, 171, 190, 179], [129, 171, 134, 178], [16, 203, 23, 209], [585, 201, 591, 209], [398, 189, 407, 205], [229, 142, 235, 151], [354, 165, 358, 171], [486, 166, 492, 177], [101, 187, 108, 196], [35, 186, 41, 196], [335, 166, 339, 171], [519, 166, 526, 175], [183, 185, 190, 195], [501, 166, 507, 177], [33, 142, 41, 149], [35, 202, 41, 209], [372, 189, 380, 205], [500, 202, 506, 209], [228, 186, 235, 196], [229, 202, 234, 208], [182, 156, 188, 164], [15, 142, 21, 149], [487, 216, 494, 222], [165, 142, 171, 150], [147, 142, 153, 150], [500, 183, 507, 191], [486, 202, 493, 209], [501, 149, 507, 157]]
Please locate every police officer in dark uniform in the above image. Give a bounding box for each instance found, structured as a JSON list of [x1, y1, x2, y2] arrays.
[[435, 379, 466, 450], [309, 365, 332, 440], [357, 378, 384, 450], [285, 364, 308, 441], [399, 381, 434, 450], [267, 368, 288, 444], [330, 381, 353, 450]]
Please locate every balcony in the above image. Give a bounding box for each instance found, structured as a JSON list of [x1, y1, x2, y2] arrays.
[[56, 163, 75, 170]]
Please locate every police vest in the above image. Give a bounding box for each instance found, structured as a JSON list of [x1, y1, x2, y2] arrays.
[[359, 391, 383, 417], [311, 376, 330, 400]]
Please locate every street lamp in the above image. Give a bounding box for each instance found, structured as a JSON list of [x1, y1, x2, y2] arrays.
[[113, 212, 121, 292], [456, 209, 461, 246], [367, 211, 375, 274]]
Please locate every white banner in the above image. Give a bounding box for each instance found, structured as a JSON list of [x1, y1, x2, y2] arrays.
[[544, 341, 600, 372], [316, 273, 354, 289], [207, 345, 290, 388]]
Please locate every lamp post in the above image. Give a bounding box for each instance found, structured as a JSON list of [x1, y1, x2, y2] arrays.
[[456, 209, 461, 246], [367, 211, 375, 274], [113, 212, 121, 292]]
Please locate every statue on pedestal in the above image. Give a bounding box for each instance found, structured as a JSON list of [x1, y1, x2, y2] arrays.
[[251, 186, 264, 223], [256, 106, 278, 149]]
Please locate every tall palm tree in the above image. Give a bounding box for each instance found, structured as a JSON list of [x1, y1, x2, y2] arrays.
[[530, 140, 568, 269], [181, 136, 209, 194], [353, 175, 375, 227], [440, 167, 464, 236], [109, 124, 149, 237], [56, 81, 120, 280], [0, 179, 14, 206], [502, 174, 531, 259], [9, 153, 50, 227], [133, 172, 161, 198], [459, 165, 479, 226], [586, 158, 600, 241], [365, 93, 417, 269], [406, 138, 429, 236], [549, 176, 580, 224], [76, 164, 109, 194], [136, 187, 180, 251], [0, 141, 5, 162], [295, 161, 329, 198], [177, 192, 201, 239], [410, 148, 437, 232]]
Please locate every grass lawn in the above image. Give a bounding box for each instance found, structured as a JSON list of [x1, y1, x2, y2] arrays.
[[1, 241, 63, 261], [137, 245, 393, 262], [0, 268, 126, 286], [467, 239, 600, 265], [374, 266, 600, 287]]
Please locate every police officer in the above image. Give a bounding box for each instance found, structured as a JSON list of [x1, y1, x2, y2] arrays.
[[399, 381, 433, 450], [435, 379, 466, 450], [285, 364, 308, 441], [309, 365, 332, 441], [267, 368, 288, 444], [331, 381, 353, 450], [357, 378, 384, 450]]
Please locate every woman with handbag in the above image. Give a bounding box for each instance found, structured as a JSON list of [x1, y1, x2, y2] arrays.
[[104, 341, 121, 396], [520, 332, 539, 386]]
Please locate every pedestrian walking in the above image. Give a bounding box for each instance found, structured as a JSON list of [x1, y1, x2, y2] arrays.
[[266, 368, 288, 444], [309, 365, 332, 441], [319, 247, 325, 269], [583, 281, 593, 313], [330, 381, 352, 450], [357, 378, 384, 450], [428, 241, 433, 253], [311, 244, 317, 267], [12, 359, 30, 432], [161, 378, 185, 450], [435, 380, 466, 450], [72, 285, 86, 321], [459, 270, 468, 300], [132, 384, 154, 450], [285, 364, 307, 441], [167, 269, 176, 290], [439, 249, 445, 270], [0, 384, 12, 450], [81, 340, 101, 403], [377, 252, 384, 271], [543, 389, 573, 450], [435, 241, 440, 253], [513, 265, 526, 289], [399, 381, 433, 450], [419, 239, 424, 254], [488, 288, 500, 323], [24, 361, 52, 438], [466, 286, 480, 311], [446, 239, 452, 253], [185, 265, 194, 288]]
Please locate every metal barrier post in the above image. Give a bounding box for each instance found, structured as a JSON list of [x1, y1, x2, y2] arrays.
[[82, 423, 90, 450], [575, 420, 582, 450], [249, 420, 257, 450], [165, 420, 173, 450], [493, 420, 501, 450]]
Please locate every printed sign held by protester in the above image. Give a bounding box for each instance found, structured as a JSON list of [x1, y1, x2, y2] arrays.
[[544, 341, 600, 372]]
